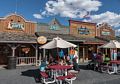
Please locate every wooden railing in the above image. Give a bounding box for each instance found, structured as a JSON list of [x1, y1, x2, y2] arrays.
[[16, 57, 36, 66]]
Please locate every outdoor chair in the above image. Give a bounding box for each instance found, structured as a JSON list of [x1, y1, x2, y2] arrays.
[[40, 71, 55, 84]]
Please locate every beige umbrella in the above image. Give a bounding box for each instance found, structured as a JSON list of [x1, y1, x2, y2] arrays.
[[99, 40, 120, 60], [99, 40, 120, 48], [40, 37, 77, 61]]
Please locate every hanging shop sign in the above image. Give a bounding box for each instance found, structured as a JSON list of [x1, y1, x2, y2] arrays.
[[8, 22, 24, 30], [22, 48, 30, 54], [37, 36, 47, 44]]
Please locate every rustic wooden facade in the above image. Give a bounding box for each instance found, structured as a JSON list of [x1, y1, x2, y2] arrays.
[[69, 20, 108, 62], [69, 20, 96, 38], [0, 14, 38, 66], [97, 23, 115, 39], [0, 14, 115, 66], [0, 14, 36, 34]]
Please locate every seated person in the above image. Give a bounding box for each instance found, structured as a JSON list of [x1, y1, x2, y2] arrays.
[[72, 58, 80, 71], [66, 60, 72, 65], [39, 58, 47, 72], [68, 58, 80, 75], [104, 55, 110, 64], [59, 59, 65, 65]]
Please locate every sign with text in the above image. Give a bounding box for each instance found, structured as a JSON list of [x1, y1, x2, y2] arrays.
[[101, 31, 110, 35], [8, 22, 24, 30], [78, 27, 90, 35], [50, 25, 59, 30]]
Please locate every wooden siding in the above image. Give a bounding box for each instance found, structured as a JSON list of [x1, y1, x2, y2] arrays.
[[69, 20, 96, 38], [0, 14, 36, 34], [97, 23, 115, 39]]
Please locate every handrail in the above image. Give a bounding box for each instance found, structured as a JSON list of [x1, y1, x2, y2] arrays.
[[16, 57, 36, 66]]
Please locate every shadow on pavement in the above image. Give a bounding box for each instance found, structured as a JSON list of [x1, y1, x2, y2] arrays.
[[79, 64, 89, 70], [21, 69, 41, 83]]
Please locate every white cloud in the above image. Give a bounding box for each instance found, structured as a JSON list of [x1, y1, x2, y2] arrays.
[[33, 14, 43, 19], [84, 11, 120, 28], [42, 0, 102, 18]]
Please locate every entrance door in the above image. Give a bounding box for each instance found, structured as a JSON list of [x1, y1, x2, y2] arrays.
[[0, 55, 7, 65], [0, 45, 10, 65]]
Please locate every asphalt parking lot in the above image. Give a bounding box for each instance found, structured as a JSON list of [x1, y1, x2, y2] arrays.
[[0, 65, 120, 84]]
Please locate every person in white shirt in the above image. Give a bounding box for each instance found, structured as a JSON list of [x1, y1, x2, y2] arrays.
[[74, 49, 78, 63]]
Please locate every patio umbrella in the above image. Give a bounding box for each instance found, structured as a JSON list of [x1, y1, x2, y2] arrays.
[[99, 40, 120, 60], [40, 37, 77, 49], [99, 40, 120, 48], [40, 37, 77, 61]]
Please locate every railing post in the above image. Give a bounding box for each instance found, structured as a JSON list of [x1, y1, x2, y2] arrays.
[[31, 44, 38, 66]]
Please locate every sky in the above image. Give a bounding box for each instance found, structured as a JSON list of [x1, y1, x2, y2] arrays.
[[0, 0, 120, 35]]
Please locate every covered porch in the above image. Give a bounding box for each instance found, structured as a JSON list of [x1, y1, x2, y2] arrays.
[[0, 32, 40, 67]]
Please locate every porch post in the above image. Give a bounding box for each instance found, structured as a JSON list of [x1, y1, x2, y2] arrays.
[[7, 44, 20, 69], [77, 44, 80, 64], [31, 44, 38, 66], [7, 44, 20, 57], [105, 49, 107, 55], [43, 49, 45, 59], [36, 45, 38, 66], [12, 47, 16, 57], [83, 47, 85, 62]]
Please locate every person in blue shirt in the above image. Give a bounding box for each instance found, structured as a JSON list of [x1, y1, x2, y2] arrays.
[[39, 58, 47, 72], [59, 49, 64, 59]]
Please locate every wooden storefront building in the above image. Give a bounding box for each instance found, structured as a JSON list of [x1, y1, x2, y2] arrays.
[[0, 14, 38, 67], [0, 13, 116, 68], [69, 20, 107, 62]]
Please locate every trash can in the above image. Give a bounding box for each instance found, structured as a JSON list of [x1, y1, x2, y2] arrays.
[[7, 56, 16, 69]]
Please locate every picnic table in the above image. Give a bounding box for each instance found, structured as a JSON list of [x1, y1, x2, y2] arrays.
[[48, 64, 76, 84], [48, 64, 72, 70], [108, 60, 120, 74]]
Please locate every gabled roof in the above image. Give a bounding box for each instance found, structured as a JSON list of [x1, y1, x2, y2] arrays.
[[37, 18, 69, 28], [0, 13, 36, 23], [49, 18, 61, 26]]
